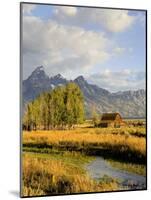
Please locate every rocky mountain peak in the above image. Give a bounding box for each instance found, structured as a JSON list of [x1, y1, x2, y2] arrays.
[[52, 74, 65, 80], [32, 66, 45, 74], [23, 67, 146, 118], [50, 74, 67, 85], [35, 65, 44, 71], [74, 76, 87, 84], [28, 66, 49, 82]]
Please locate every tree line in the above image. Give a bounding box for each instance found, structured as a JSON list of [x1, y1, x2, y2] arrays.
[[23, 82, 84, 131]]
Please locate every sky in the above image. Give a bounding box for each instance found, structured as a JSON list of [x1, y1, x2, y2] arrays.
[[22, 3, 146, 92]]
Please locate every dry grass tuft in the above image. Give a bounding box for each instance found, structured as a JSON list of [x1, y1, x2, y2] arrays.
[[22, 155, 119, 196]]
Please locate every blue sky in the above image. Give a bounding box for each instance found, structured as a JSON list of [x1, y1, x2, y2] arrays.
[[22, 3, 146, 92], [31, 5, 54, 19]]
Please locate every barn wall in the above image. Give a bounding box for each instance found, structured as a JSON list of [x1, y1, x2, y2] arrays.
[[99, 123, 108, 127], [109, 122, 114, 127], [99, 113, 125, 128]]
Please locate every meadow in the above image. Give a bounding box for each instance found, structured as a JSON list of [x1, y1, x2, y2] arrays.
[[23, 126, 146, 163], [22, 121, 146, 196], [22, 152, 119, 196]]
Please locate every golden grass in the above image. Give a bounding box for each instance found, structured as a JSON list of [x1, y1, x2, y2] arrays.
[[23, 127, 146, 162], [22, 154, 119, 197], [22, 126, 146, 196]]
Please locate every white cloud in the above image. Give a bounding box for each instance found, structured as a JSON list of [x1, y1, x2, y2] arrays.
[[53, 7, 136, 33], [22, 4, 37, 15], [55, 6, 77, 16], [113, 47, 126, 54], [87, 70, 145, 92], [23, 16, 115, 79], [21, 5, 145, 93], [99, 10, 135, 33]]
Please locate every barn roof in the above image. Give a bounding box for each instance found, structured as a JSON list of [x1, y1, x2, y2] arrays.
[[101, 113, 122, 121]]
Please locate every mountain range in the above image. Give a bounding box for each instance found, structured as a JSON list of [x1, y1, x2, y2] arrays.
[[23, 66, 146, 118]]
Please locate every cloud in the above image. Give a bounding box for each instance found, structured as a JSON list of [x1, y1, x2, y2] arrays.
[[113, 47, 126, 55], [54, 6, 77, 16], [87, 70, 145, 92], [112, 47, 133, 56], [22, 4, 37, 15], [23, 16, 116, 79], [99, 9, 135, 33], [22, 5, 144, 88], [53, 7, 136, 33]]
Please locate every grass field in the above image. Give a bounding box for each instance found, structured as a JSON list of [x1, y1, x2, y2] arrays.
[[23, 126, 146, 163], [22, 152, 119, 196], [22, 122, 146, 196]]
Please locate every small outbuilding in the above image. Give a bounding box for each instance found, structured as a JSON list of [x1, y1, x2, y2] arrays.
[[99, 112, 125, 128]]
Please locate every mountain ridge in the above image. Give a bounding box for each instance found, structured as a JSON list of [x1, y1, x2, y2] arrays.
[[23, 66, 146, 118]]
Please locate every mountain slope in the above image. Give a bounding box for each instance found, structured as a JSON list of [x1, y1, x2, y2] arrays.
[[23, 66, 146, 118], [74, 76, 145, 118], [23, 66, 52, 102]]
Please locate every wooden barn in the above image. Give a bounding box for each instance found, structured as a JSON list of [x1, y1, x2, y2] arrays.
[[99, 113, 125, 128]]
